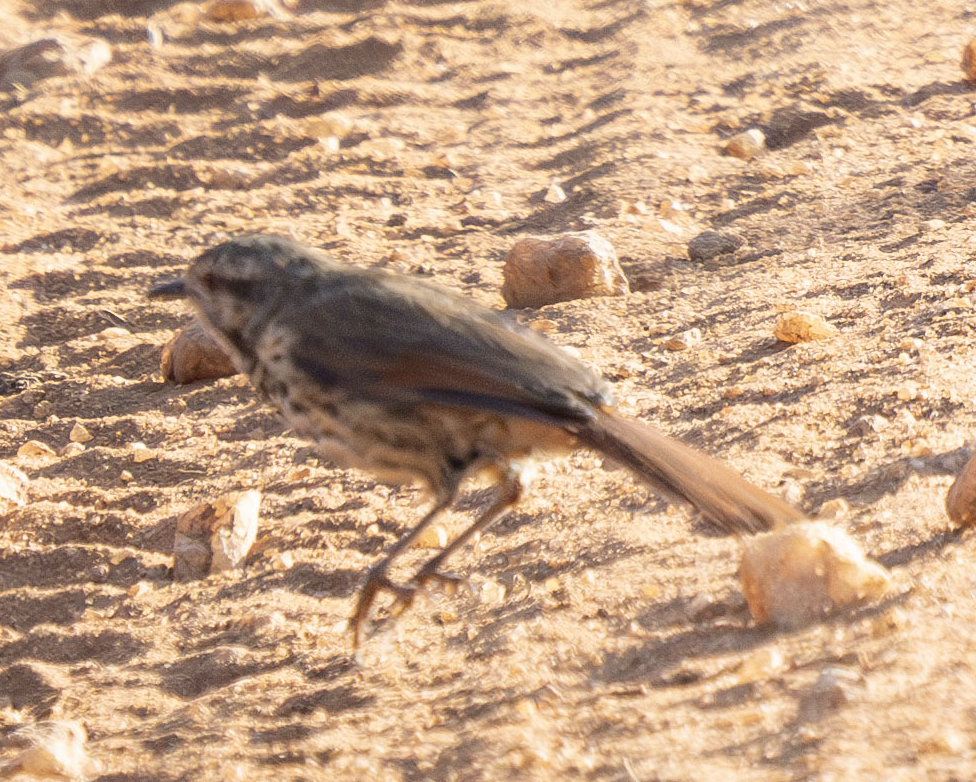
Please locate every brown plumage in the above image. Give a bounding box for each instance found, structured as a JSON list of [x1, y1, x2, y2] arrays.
[[151, 234, 806, 648]]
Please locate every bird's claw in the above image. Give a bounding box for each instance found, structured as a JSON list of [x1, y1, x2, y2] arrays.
[[351, 565, 469, 651], [351, 567, 416, 651], [412, 567, 464, 595]]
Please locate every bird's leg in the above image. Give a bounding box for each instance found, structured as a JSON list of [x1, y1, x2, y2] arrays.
[[352, 483, 459, 651], [407, 467, 525, 595]]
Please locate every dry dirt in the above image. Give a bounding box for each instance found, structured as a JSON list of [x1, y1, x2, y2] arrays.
[[1, 0, 976, 779]]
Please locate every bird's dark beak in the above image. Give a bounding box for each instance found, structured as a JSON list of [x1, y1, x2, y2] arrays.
[[148, 278, 187, 300]]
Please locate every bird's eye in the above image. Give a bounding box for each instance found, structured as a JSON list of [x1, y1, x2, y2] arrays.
[[199, 271, 217, 291]]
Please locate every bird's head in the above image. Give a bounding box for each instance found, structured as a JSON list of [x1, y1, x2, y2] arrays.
[[149, 234, 333, 341]]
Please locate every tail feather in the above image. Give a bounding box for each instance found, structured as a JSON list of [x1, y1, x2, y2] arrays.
[[577, 408, 807, 534]]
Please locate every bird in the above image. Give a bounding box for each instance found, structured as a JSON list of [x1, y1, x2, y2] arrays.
[[150, 234, 806, 648]]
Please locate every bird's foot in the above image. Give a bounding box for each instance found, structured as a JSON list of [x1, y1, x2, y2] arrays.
[[351, 566, 417, 652], [410, 566, 465, 596], [351, 564, 469, 653]]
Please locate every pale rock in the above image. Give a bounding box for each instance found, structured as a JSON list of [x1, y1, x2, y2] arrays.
[[161, 318, 237, 384], [415, 524, 449, 549], [0, 721, 98, 780], [665, 328, 702, 351], [69, 423, 93, 443], [773, 311, 838, 343], [0, 461, 28, 510], [130, 442, 156, 463], [271, 551, 294, 571], [963, 39, 976, 83], [724, 128, 766, 160], [59, 442, 85, 458], [173, 490, 261, 580], [501, 231, 629, 308], [544, 183, 567, 204], [946, 451, 976, 528], [17, 440, 56, 458], [210, 490, 261, 573], [740, 521, 892, 629]]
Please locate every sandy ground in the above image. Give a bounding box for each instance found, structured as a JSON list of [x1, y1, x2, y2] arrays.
[[1, 0, 976, 779]]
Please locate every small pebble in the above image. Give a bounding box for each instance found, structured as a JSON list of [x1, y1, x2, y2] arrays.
[[299, 112, 353, 140], [271, 551, 294, 571], [17, 440, 56, 458], [687, 593, 720, 621], [779, 479, 805, 507], [773, 311, 838, 343], [0, 462, 28, 510], [127, 582, 151, 599], [687, 230, 743, 264], [724, 128, 766, 160], [0, 37, 110, 91], [415, 525, 449, 549], [69, 423, 93, 443], [818, 498, 849, 519], [894, 409, 917, 429], [130, 442, 155, 463], [869, 606, 907, 638], [173, 491, 261, 580], [544, 183, 567, 204], [210, 490, 261, 572], [59, 442, 85, 457], [527, 318, 559, 334], [665, 328, 702, 351], [359, 137, 406, 160], [895, 382, 920, 401], [686, 163, 709, 182], [479, 579, 506, 606], [96, 326, 130, 341], [849, 415, 887, 437], [146, 22, 163, 47], [204, 0, 263, 21], [640, 581, 662, 599], [799, 667, 860, 719], [736, 647, 785, 684]]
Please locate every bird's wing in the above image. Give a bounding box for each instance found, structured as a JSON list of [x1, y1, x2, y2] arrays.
[[281, 271, 609, 425]]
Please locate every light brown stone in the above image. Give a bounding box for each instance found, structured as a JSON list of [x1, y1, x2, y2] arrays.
[[773, 311, 838, 343], [962, 39, 976, 83], [173, 490, 261, 580], [946, 451, 976, 527], [161, 318, 237, 385], [501, 231, 629, 309], [0, 461, 28, 511], [740, 521, 891, 628]]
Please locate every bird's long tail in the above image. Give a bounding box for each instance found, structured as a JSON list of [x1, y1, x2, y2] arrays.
[[576, 408, 807, 534]]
